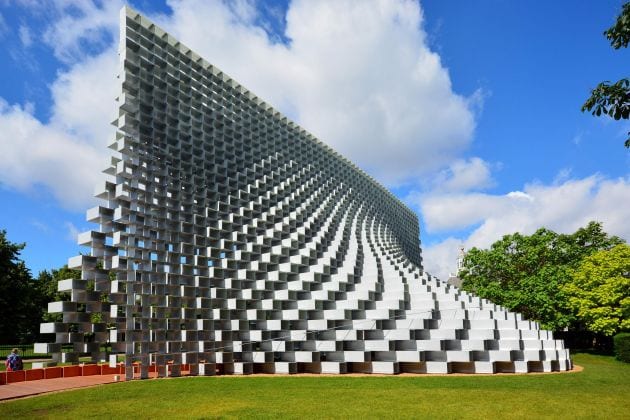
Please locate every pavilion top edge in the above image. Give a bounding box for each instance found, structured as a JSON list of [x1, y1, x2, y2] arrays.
[[118, 5, 418, 223]]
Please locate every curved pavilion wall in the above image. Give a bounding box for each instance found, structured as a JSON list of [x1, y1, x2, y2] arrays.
[[36, 7, 571, 379]]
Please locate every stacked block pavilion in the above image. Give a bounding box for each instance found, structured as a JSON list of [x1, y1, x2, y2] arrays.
[[36, 7, 571, 379]]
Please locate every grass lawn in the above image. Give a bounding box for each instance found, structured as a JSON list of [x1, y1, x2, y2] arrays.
[[1, 353, 628, 419]]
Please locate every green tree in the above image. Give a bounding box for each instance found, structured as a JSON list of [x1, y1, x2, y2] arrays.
[[563, 244, 630, 336], [582, 2, 630, 147], [0, 230, 36, 344], [35, 265, 79, 323], [460, 221, 624, 331], [36, 265, 80, 301], [0, 229, 85, 344]]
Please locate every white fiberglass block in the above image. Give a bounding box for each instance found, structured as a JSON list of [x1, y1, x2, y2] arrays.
[[474, 362, 495, 373], [429, 329, 457, 340], [523, 350, 542, 361], [488, 351, 512, 362], [498, 340, 521, 350], [396, 351, 422, 362], [372, 362, 399, 374], [344, 351, 368, 362], [520, 330, 540, 339], [469, 319, 496, 329], [364, 340, 390, 351], [315, 341, 336, 351], [438, 319, 464, 329], [384, 329, 411, 340], [468, 330, 495, 340], [416, 340, 443, 351], [425, 362, 450, 374], [321, 362, 346, 374], [522, 340, 542, 350], [274, 362, 297, 374], [294, 351, 315, 362], [460, 340, 486, 350], [395, 318, 426, 329], [447, 351, 471, 362], [498, 330, 520, 340], [514, 361, 528, 373], [496, 319, 517, 329]]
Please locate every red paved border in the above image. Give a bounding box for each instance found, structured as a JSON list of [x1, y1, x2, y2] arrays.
[[6, 371, 25, 384], [0, 363, 185, 400], [25, 369, 44, 381]]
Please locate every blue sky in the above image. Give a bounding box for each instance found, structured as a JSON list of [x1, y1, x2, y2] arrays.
[[0, 0, 628, 279]]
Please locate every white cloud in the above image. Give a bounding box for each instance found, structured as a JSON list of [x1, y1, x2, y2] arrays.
[[422, 237, 463, 281], [18, 24, 32, 46], [429, 157, 494, 193], [227, 0, 258, 23], [466, 87, 489, 118], [419, 175, 630, 279], [0, 99, 104, 209], [64, 221, 80, 242], [0, 36, 118, 210], [42, 0, 123, 63], [160, 0, 476, 185], [10, 0, 47, 8], [50, 46, 118, 141], [554, 168, 573, 184], [0, 0, 477, 210], [0, 12, 8, 37], [0, 1, 124, 210], [30, 219, 50, 233], [572, 131, 583, 145], [417, 190, 527, 233]]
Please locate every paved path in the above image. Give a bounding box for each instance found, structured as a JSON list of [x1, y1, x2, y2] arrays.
[[0, 375, 123, 401]]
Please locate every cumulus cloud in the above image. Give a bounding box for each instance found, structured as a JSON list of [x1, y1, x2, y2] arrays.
[[18, 24, 32, 46], [0, 0, 477, 210], [30, 219, 51, 233], [0, 46, 117, 210], [49, 46, 119, 141], [0, 99, 105, 209], [422, 237, 464, 281], [64, 221, 80, 242], [159, 0, 476, 184], [417, 175, 630, 279], [42, 0, 123, 63], [0, 12, 8, 37], [429, 157, 494, 193]]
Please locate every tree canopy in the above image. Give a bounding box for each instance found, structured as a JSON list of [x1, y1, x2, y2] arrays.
[[35, 265, 79, 323], [460, 222, 625, 331], [582, 2, 630, 147], [605, 2, 630, 49], [0, 230, 37, 344], [0, 229, 83, 344], [564, 244, 630, 336]]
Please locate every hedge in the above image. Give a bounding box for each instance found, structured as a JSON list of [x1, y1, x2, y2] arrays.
[[613, 333, 630, 363]]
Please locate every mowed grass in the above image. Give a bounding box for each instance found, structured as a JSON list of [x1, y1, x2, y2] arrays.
[[1, 353, 628, 419]]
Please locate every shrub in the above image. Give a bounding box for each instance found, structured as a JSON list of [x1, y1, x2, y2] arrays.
[[613, 333, 630, 363]]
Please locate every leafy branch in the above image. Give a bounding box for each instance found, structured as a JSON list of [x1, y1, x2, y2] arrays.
[[582, 2, 630, 148]]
